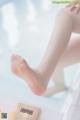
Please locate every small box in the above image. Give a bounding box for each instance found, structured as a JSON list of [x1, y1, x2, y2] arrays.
[[15, 103, 40, 120]]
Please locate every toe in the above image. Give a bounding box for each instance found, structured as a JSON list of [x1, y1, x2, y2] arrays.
[[11, 54, 19, 62], [11, 54, 23, 62], [11, 55, 28, 77], [11, 55, 25, 68], [11, 63, 19, 75]]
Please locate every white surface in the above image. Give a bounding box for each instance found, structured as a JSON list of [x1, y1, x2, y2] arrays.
[[62, 68, 80, 120]]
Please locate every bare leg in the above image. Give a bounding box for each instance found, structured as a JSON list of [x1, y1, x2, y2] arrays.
[[11, 7, 80, 96], [44, 36, 80, 96], [44, 68, 65, 96], [54, 36, 80, 85]]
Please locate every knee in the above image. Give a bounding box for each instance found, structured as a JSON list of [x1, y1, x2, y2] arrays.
[[56, 8, 73, 24]]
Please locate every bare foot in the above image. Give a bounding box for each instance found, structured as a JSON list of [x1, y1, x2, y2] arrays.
[[11, 54, 48, 96]]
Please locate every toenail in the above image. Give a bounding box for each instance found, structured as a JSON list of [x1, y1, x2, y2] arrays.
[[12, 54, 18, 58], [11, 54, 18, 61]]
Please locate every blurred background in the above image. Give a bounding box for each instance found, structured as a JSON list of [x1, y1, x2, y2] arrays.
[[0, 0, 79, 118]]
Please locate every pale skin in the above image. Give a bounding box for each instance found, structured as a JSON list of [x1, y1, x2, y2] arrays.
[[44, 36, 80, 96], [44, 3, 80, 96], [11, 4, 80, 96]]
